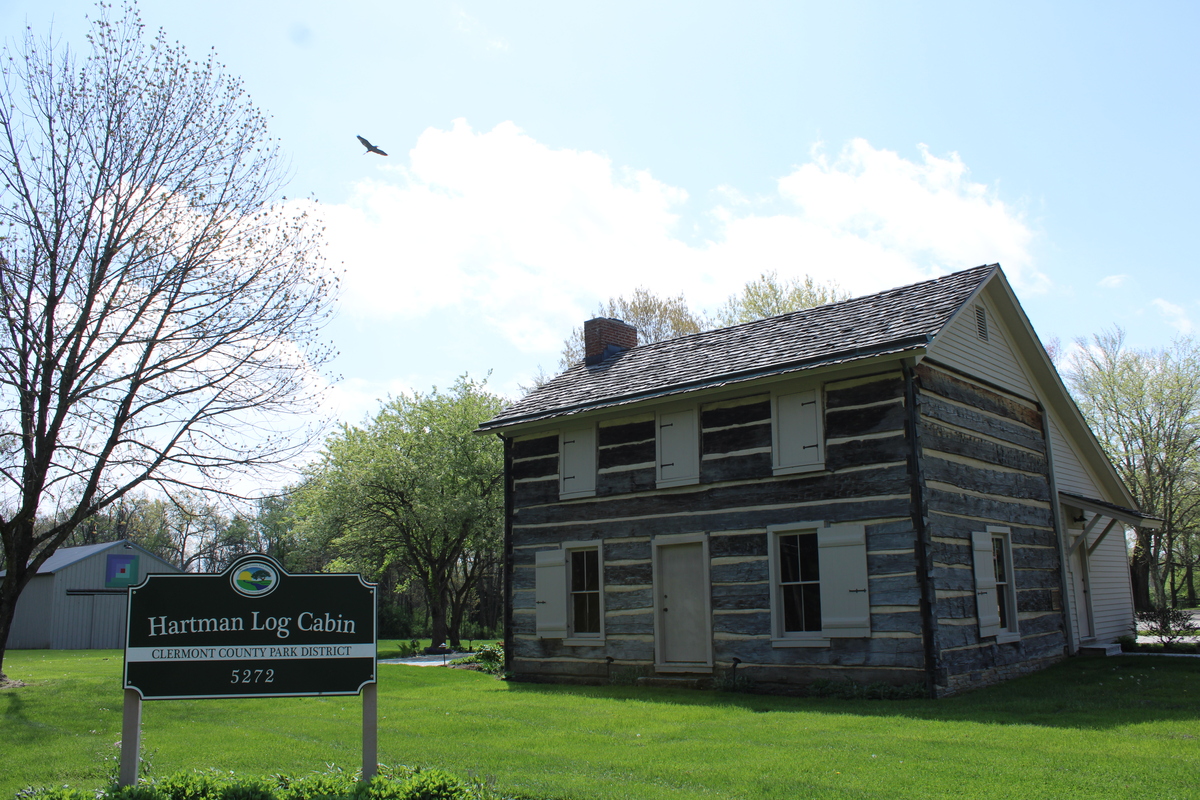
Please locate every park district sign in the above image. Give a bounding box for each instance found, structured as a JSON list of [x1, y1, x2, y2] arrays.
[[124, 554, 376, 700]]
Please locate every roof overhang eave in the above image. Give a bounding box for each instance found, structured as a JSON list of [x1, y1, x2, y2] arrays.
[[478, 338, 931, 435], [1059, 491, 1163, 530]]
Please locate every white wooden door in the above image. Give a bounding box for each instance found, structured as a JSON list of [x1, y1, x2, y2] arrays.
[[657, 542, 709, 665], [1071, 545, 1094, 641]]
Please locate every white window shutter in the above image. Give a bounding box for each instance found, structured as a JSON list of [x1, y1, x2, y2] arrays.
[[658, 409, 698, 485], [972, 531, 1001, 637], [776, 390, 822, 469], [560, 425, 596, 497], [535, 549, 567, 638], [817, 524, 870, 637]]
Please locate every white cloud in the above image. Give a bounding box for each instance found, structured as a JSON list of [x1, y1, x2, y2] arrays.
[[316, 123, 1042, 421], [1151, 298, 1193, 335], [1098, 274, 1129, 289], [760, 140, 1044, 298]]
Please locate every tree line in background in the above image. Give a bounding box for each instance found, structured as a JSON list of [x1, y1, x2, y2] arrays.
[[1067, 328, 1200, 612]]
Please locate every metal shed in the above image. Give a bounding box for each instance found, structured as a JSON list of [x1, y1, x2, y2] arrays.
[[3, 540, 180, 649]]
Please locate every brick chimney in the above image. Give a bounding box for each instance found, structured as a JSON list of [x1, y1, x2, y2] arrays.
[[583, 317, 638, 366]]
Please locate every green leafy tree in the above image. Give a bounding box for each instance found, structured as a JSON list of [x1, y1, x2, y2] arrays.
[[296, 376, 505, 648], [0, 4, 334, 679], [1066, 328, 1200, 610], [713, 271, 849, 327]]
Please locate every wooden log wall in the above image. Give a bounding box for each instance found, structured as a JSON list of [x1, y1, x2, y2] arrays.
[[507, 370, 930, 689], [915, 362, 1066, 693]]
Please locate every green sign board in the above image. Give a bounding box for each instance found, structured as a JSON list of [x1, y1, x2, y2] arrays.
[[124, 555, 376, 700]]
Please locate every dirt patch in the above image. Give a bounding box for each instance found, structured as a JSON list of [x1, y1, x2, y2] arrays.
[[0, 678, 28, 689]]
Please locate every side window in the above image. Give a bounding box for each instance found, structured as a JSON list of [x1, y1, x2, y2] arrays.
[[769, 522, 869, 644], [773, 388, 824, 474], [534, 542, 604, 641], [569, 548, 602, 638], [973, 528, 1019, 642], [560, 424, 596, 499], [657, 408, 699, 488]]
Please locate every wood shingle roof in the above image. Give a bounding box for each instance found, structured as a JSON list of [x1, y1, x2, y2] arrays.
[[481, 263, 998, 432]]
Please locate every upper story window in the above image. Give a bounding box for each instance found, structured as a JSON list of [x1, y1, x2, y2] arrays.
[[773, 387, 824, 475], [657, 407, 699, 488], [560, 424, 596, 499]]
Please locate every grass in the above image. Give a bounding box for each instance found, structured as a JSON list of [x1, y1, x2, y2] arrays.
[[3, 650, 1199, 799]]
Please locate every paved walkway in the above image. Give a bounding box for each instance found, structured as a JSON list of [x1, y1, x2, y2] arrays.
[[378, 651, 471, 667]]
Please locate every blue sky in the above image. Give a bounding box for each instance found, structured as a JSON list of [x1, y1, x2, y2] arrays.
[[4, 1, 1198, 434]]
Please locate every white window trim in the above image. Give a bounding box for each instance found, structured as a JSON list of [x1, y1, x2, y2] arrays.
[[559, 425, 597, 500], [656, 407, 700, 488], [772, 386, 826, 476], [768, 521, 829, 647], [563, 540, 605, 646]]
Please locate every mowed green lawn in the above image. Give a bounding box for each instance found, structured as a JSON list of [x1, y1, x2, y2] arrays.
[[3, 648, 1199, 800]]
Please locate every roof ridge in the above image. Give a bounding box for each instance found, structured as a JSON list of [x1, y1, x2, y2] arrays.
[[598, 263, 999, 360], [484, 263, 998, 431]]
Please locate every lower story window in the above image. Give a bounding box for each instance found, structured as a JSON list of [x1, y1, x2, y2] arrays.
[[992, 535, 1010, 631], [973, 527, 1019, 642], [570, 548, 601, 636], [778, 532, 821, 632], [769, 522, 870, 644]]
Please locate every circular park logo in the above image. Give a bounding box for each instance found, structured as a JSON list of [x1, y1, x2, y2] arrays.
[[231, 560, 278, 597]]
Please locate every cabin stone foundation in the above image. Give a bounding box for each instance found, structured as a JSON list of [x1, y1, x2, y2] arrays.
[[938, 651, 1066, 696]]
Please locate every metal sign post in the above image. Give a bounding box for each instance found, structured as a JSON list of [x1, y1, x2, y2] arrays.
[[120, 555, 377, 785]]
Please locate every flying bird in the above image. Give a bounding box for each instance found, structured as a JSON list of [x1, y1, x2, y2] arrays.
[[356, 135, 388, 156]]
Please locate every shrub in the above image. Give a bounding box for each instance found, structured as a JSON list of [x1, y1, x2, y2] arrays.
[[15, 787, 93, 800], [1136, 606, 1200, 645], [153, 770, 233, 800], [110, 787, 162, 800], [18, 765, 515, 800], [218, 780, 274, 800], [272, 769, 358, 800], [360, 770, 467, 800], [448, 642, 504, 675]]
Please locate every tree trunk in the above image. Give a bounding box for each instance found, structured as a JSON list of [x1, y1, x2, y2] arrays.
[[1130, 530, 1154, 612], [427, 586, 451, 650], [0, 519, 40, 682], [0, 567, 32, 682]]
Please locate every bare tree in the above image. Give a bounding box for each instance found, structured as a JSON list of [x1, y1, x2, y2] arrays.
[[0, 4, 335, 679]]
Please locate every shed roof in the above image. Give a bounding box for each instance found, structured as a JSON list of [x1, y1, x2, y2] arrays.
[[0, 540, 166, 577], [481, 263, 996, 432]]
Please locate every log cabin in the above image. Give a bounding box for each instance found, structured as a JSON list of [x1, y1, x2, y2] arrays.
[[478, 264, 1158, 696]]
